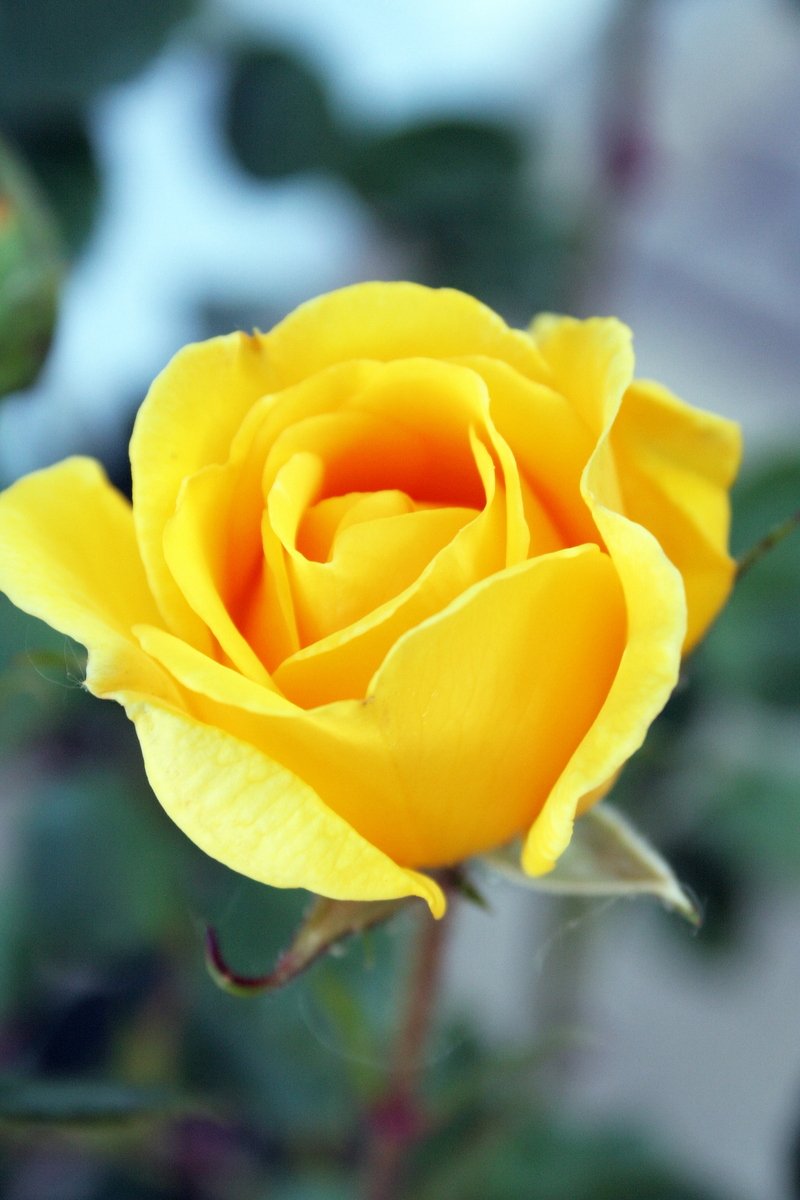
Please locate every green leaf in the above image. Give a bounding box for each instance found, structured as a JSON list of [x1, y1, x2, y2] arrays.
[[223, 47, 339, 180], [0, 0, 196, 118], [5, 115, 101, 253], [206, 895, 413, 996], [480, 803, 699, 924], [0, 1078, 178, 1128], [699, 768, 800, 883], [22, 764, 190, 959], [702, 451, 800, 708], [345, 119, 524, 228], [423, 203, 582, 321], [0, 134, 62, 397], [415, 1116, 726, 1200]]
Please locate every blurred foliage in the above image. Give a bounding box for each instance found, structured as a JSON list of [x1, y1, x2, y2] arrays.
[[412, 1115, 725, 1200], [0, 0, 197, 395], [0, 138, 62, 398], [2, 19, 584, 403], [221, 43, 582, 318], [224, 48, 340, 181], [344, 118, 581, 316], [0, 1080, 179, 1128], [0, 0, 195, 117], [3, 116, 100, 254], [345, 119, 524, 222], [0, 0, 196, 258], [703, 454, 800, 709]]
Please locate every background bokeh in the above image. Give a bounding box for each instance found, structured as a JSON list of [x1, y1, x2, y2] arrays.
[[1, 0, 799, 1197]]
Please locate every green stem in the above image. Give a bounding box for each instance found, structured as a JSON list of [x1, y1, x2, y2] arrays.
[[362, 908, 449, 1200]]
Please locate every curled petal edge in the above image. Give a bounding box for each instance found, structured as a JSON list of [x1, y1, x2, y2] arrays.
[[523, 317, 687, 876], [125, 699, 446, 917]]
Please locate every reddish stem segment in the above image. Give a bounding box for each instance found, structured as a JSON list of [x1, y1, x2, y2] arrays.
[[363, 910, 449, 1200]]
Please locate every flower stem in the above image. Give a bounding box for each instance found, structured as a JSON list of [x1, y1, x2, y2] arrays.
[[362, 907, 449, 1200]]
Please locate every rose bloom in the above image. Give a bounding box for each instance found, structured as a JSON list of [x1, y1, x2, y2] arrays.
[[0, 284, 740, 915]]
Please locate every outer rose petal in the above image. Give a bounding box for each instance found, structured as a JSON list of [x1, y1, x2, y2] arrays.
[[610, 379, 742, 650], [0, 458, 180, 704], [131, 333, 278, 647], [523, 317, 687, 874], [138, 546, 627, 869], [263, 281, 551, 386], [0, 457, 444, 913], [125, 699, 445, 916]]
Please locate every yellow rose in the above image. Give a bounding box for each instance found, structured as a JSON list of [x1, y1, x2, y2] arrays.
[[0, 283, 740, 916]]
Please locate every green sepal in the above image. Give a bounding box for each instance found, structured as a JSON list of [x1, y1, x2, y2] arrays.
[[479, 803, 700, 925], [205, 895, 414, 997]]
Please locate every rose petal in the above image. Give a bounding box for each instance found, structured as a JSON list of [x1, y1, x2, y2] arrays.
[[131, 333, 277, 645], [611, 379, 742, 650], [342, 545, 626, 866], [264, 281, 551, 386], [273, 468, 474, 646], [269, 356, 563, 704], [523, 317, 687, 874], [528, 314, 635, 443], [144, 545, 625, 869], [298, 490, 412, 562], [163, 463, 276, 685], [462, 356, 599, 546], [0, 458, 180, 704], [157, 364, 387, 682], [125, 695, 445, 915], [272, 433, 505, 705]]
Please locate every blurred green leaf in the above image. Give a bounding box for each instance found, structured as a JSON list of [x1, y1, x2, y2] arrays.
[[415, 1117, 726, 1200], [0, 0, 195, 118], [189, 862, 309, 976], [425, 203, 582, 320], [5, 115, 100, 253], [703, 452, 800, 708], [0, 134, 62, 397], [0, 596, 89, 748], [185, 978, 358, 1140], [699, 768, 800, 883], [730, 452, 800, 554], [223, 47, 339, 180], [481, 803, 699, 923], [346, 119, 524, 227], [22, 766, 189, 960], [0, 1078, 178, 1128], [344, 118, 581, 318]]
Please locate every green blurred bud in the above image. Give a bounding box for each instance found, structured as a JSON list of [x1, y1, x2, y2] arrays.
[[0, 133, 63, 399]]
